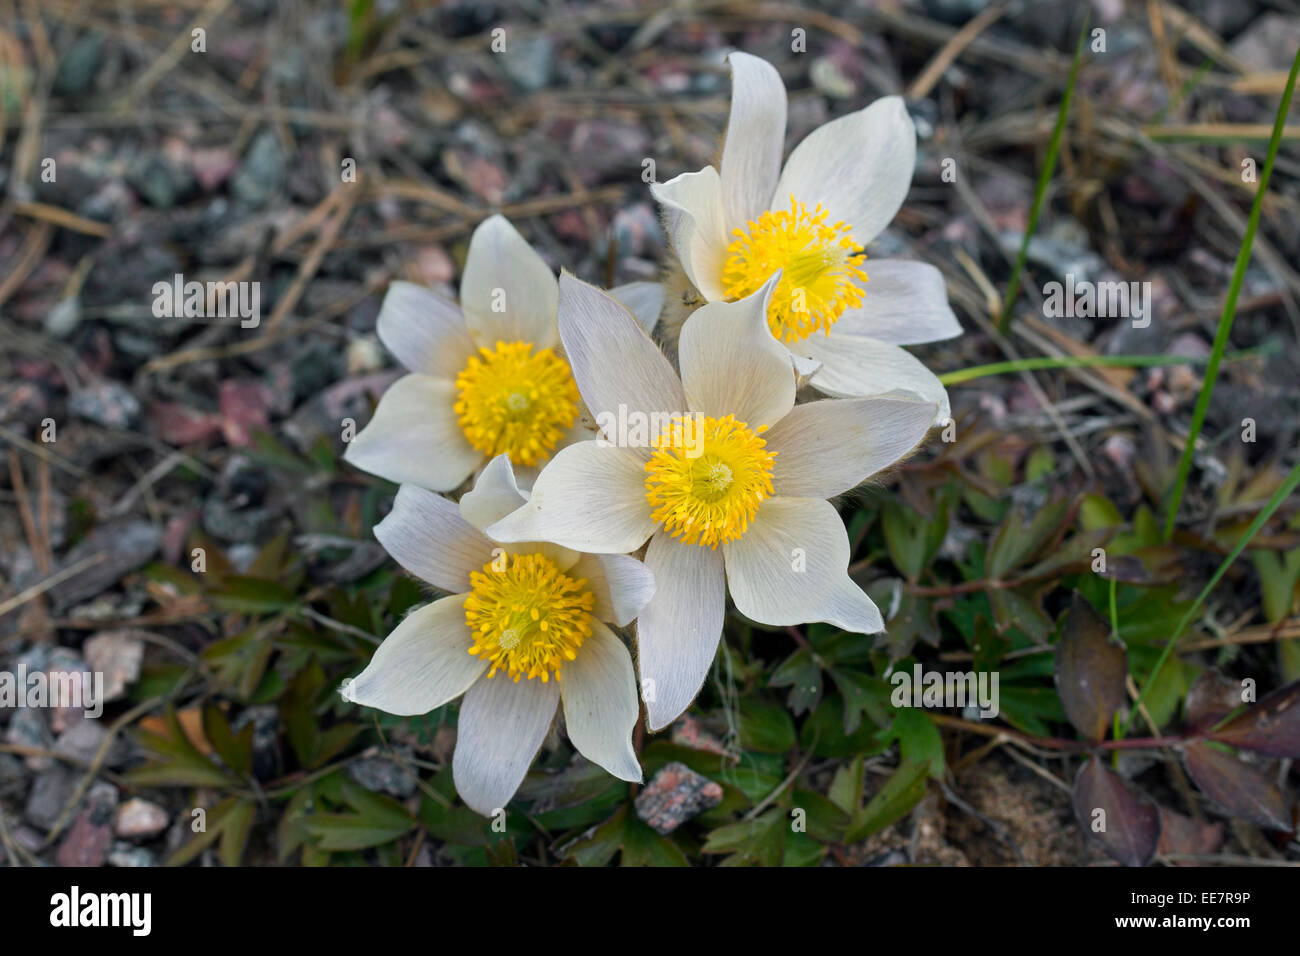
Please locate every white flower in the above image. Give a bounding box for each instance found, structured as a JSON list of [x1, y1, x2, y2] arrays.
[[487, 273, 938, 731], [343, 214, 663, 491], [341, 454, 654, 816], [650, 52, 960, 422]]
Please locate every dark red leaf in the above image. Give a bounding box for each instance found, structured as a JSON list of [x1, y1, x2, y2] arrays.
[[1185, 669, 1246, 733], [1183, 741, 1292, 831], [1207, 680, 1300, 759], [1155, 805, 1224, 866], [219, 379, 273, 448], [152, 401, 221, 445], [1071, 756, 1161, 867], [1055, 594, 1127, 742]]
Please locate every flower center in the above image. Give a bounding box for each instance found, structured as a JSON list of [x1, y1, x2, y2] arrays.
[[721, 196, 868, 344], [644, 414, 775, 549], [454, 341, 580, 466], [465, 552, 594, 682]]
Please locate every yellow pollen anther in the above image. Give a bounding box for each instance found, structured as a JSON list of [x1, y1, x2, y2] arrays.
[[644, 414, 775, 549], [453, 340, 579, 466], [464, 552, 594, 682], [721, 195, 868, 344]]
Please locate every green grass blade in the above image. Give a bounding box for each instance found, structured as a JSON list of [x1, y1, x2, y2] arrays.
[[997, 13, 1090, 333], [938, 345, 1273, 387], [1161, 46, 1300, 541], [1122, 457, 1300, 738]]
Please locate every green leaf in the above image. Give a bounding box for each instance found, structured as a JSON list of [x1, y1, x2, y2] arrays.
[[791, 788, 851, 844], [701, 808, 785, 867], [621, 816, 689, 867], [556, 805, 627, 867], [769, 649, 823, 715], [208, 575, 298, 614], [218, 799, 255, 867], [739, 697, 796, 753], [884, 709, 944, 779], [844, 759, 929, 843], [202, 706, 253, 778]]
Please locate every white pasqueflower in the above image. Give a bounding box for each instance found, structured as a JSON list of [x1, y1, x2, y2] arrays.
[[341, 454, 653, 816], [487, 273, 938, 731], [650, 52, 960, 421], [344, 214, 663, 491]]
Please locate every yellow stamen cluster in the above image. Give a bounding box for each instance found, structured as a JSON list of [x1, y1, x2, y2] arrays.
[[464, 552, 594, 682], [721, 196, 868, 344], [644, 414, 775, 549], [454, 341, 579, 466]]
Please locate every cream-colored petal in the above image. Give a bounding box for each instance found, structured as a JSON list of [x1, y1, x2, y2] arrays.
[[460, 214, 559, 349], [799, 334, 951, 424], [678, 276, 793, 429], [459, 454, 527, 532], [557, 272, 687, 458], [636, 533, 726, 731], [343, 374, 481, 492], [453, 674, 559, 816], [376, 281, 476, 379], [765, 396, 939, 499], [560, 620, 642, 783], [834, 259, 962, 345], [341, 594, 485, 716], [723, 497, 883, 634], [569, 553, 656, 627], [457, 455, 579, 570], [375, 484, 494, 593], [485, 440, 655, 554], [720, 52, 787, 230], [773, 96, 915, 245], [649, 167, 730, 301], [609, 281, 665, 335]]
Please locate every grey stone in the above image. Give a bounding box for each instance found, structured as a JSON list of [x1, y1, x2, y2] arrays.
[[84, 630, 146, 702], [48, 520, 161, 609], [231, 130, 286, 207], [69, 381, 141, 429], [114, 798, 170, 840], [25, 764, 79, 830], [108, 842, 156, 867], [346, 748, 418, 798]]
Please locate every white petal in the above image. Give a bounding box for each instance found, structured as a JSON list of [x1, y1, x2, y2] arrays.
[[460, 214, 559, 348], [637, 534, 726, 731], [834, 260, 962, 345], [561, 620, 642, 783], [376, 281, 476, 379], [800, 334, 951, 423], [765, 396, 939, 499], [486, 440, 655, 553], [375, 485, 494, 592], [453, 673, 559, 816], [570, 553, 656, 626], [678, 276, 794, 429], [649, 167, 730, 301], [557, 272, 687, 456], [720, 52, 787, 230], [460, 458, 581, 569], [773, 96, 915, 245], [724, 497, 883, 633], [459, 454, 527, 532], [609, 281, 665, 335], [341, 595, 485, 716], [343, 374, 482, 491]]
